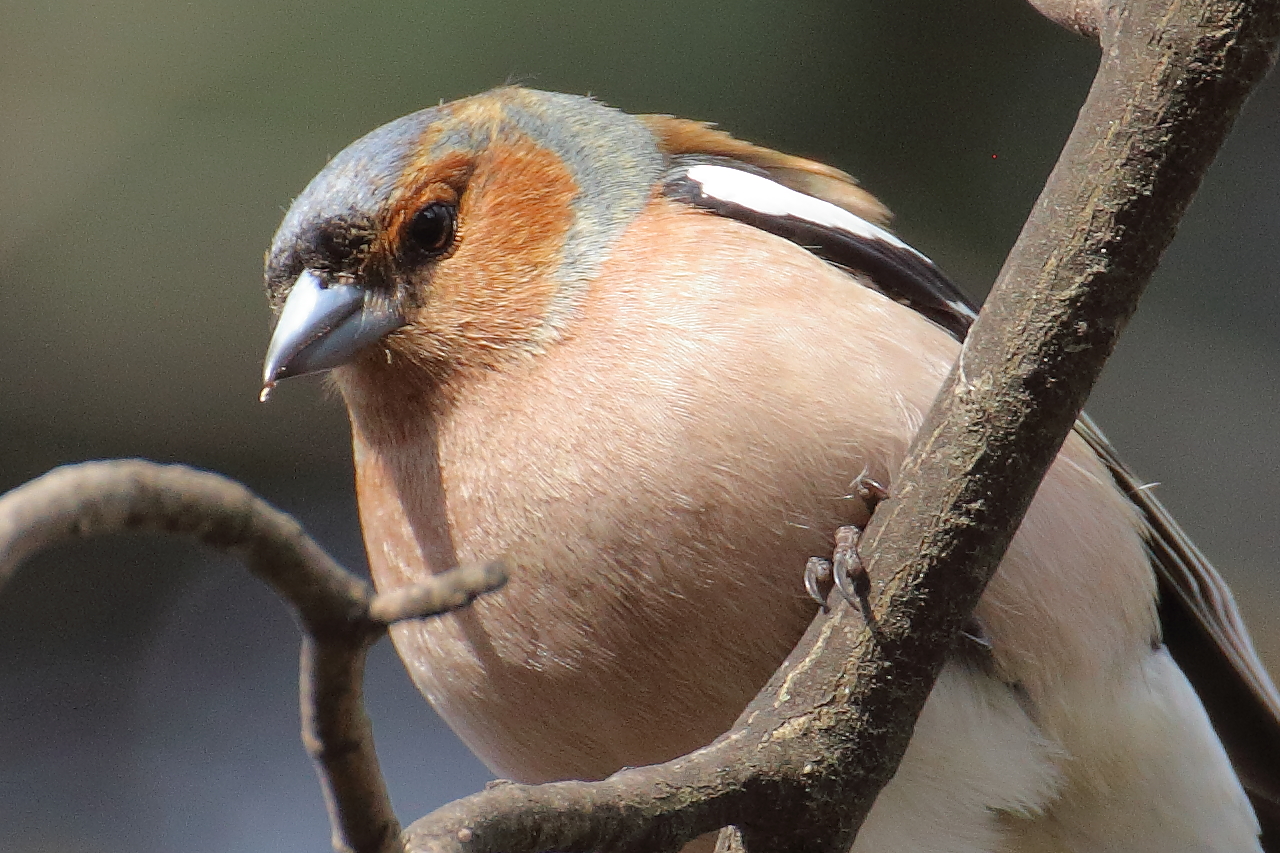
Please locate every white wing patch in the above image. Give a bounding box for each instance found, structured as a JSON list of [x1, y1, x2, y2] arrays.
[[685, 164, 929, 260]]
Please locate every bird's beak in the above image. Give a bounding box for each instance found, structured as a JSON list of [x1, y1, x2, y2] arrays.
[[260, 269, 406, 400]]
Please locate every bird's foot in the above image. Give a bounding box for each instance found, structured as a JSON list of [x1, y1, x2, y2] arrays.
[[806, 471, 889, 617], [805, 525, 875, 624]]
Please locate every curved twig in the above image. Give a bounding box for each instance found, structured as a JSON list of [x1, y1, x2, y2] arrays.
[[0, 460, 507, 853], [0, 460, 369, 627]]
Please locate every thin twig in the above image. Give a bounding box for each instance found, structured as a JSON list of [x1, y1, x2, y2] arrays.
[[0, 460, 368, 629], [0, 460, 507, 853], [370, 560, 510, 624]]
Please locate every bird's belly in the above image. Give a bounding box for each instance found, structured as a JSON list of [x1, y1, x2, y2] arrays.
[[351, 319, 898, 781], [370, 460, 849, 783]]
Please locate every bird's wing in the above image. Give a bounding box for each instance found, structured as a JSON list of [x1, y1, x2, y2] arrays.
[[1074, 413, 1280, 834], [661, 156, 1280, 835], [661, 161, 976, 339]]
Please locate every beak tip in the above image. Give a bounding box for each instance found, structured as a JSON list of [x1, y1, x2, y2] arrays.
[[260, 269, 406, 396], [260, 360, 286, 401]]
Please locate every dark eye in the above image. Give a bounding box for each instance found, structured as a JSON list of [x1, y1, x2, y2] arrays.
[[404, 201, 457, 258]]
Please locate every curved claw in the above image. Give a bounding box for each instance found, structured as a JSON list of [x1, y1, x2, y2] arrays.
[[854, 468, 890, 510], [959, 618, 993, 652], [833, 525, 874, 624], [804, 557, 834, 609]]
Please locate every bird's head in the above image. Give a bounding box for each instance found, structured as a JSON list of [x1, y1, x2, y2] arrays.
[[261, 86, 893, 404], [260, 86, 671, 402]]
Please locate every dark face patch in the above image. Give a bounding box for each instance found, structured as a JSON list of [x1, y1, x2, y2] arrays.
[[296, 215, 379, 273], [265, 106, 445, 301]]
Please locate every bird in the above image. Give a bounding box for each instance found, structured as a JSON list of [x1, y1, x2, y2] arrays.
[[260, 86, 1280, 852]]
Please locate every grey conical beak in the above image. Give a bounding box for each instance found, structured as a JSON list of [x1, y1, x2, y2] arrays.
[[260, 269, 406, 400]]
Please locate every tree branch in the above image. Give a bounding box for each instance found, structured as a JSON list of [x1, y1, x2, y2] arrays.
[[0, 460, 507, 853]]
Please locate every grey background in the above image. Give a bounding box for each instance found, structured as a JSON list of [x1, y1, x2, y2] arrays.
[[1, 2, 1277, 851]]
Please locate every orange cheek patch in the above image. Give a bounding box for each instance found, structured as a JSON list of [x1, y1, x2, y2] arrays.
[[427, 134, 579, 343]]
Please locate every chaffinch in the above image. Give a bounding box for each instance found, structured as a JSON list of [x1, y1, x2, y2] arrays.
[[261, 86, 1280, 852]]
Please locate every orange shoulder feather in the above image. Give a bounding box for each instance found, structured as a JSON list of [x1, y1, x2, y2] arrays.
[[639, 114, 891, 227]]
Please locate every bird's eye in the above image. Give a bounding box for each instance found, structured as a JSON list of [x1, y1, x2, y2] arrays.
[[404, 202, 457, 258]]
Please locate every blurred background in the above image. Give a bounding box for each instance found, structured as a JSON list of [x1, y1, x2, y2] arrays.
[[1, 1, 1276, 851]]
